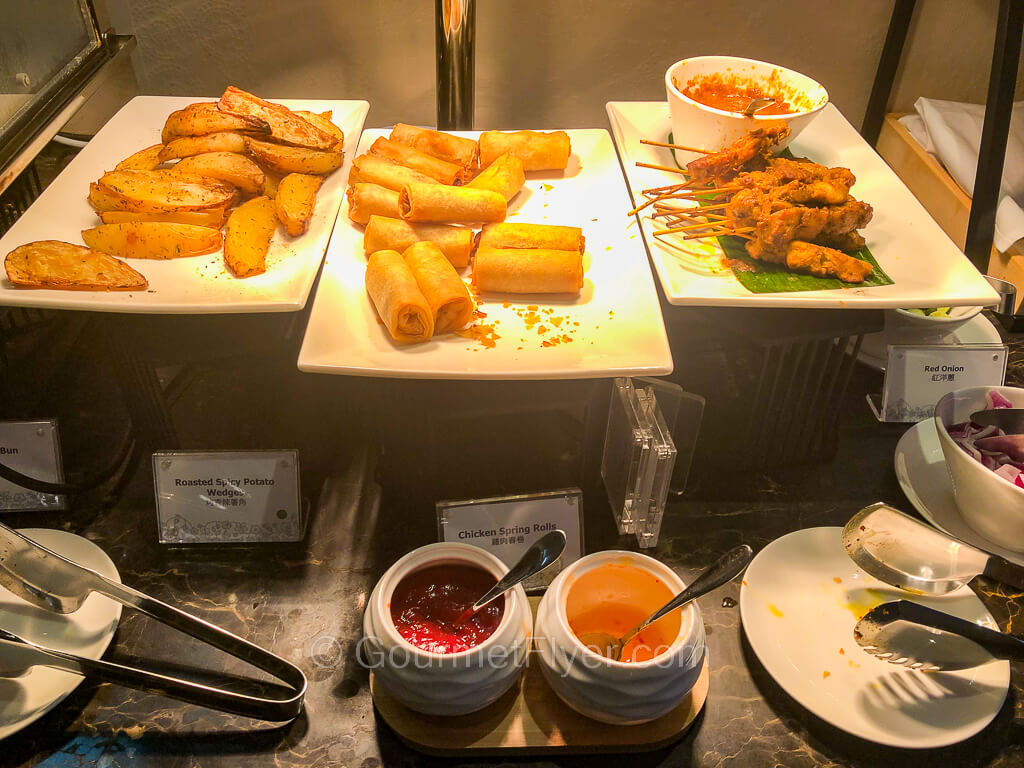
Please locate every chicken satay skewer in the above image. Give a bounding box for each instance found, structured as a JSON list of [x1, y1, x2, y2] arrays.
[[636, 161, 692, 176]]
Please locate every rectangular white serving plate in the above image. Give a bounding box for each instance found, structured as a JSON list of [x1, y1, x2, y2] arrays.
[[297, 128, 673, 379], [606, 101, 1000, 309], [0, 95, 369, 314]]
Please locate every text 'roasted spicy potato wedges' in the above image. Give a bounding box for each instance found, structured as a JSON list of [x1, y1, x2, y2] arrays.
[[82, 222, 223, 260]]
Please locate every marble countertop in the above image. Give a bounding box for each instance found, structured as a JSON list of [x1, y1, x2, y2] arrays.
[[3, 310, 1022, 768]]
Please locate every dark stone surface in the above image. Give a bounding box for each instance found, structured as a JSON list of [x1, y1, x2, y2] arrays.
[[1, 310, 1021, 767]]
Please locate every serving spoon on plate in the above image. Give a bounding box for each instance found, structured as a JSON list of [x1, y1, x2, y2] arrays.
[[842, 502, 1024, 594], [578, 544, 753, 661]]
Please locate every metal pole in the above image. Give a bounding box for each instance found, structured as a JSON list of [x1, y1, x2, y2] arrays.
[[435, 0, 475, 130], [860, 0, 918, 145], [964, 0, 1024, 272]]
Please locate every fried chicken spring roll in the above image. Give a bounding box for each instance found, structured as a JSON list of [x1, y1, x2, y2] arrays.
[[369, 137, 469, 184], [465, 153, 526, 201], [391, 123, 479, 169], [476, 222, 584, 254], [403, 242, 474, 333], [478, 130, 571, 171], [472, 247, 583, 294], [399, 182, 506, 223], [365, 249, 434, 344], [364, 215, 474, 268], [349, 154, 440, 192], [347, 183, 401, 225]]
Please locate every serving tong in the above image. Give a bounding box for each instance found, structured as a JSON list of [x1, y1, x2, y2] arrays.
[[0, 523, 306, 721], [854, 600, 1024, 672], [843, 503, 1024, 673]]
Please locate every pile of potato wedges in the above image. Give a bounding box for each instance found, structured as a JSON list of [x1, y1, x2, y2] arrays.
[[5, 86, 345, 291]]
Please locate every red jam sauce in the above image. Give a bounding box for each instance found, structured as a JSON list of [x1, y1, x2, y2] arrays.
[[389, 563, 505, 654]]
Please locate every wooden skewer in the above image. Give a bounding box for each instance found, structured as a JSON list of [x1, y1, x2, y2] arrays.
[[635, 161, 690, 177], [642, 179, 704, 195], [656, 219, 736, 233], [641, 138, 712, 154], [680, 227, 753, 240], [658, 185, 743, 201], [628, 190, 694, 216]]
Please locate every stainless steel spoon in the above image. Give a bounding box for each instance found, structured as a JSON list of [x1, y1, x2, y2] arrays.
[[452, 529, 566, 626], [743, 97, 776, 116], [970, 407, 1024, 434], [578, 544, 753, 661]]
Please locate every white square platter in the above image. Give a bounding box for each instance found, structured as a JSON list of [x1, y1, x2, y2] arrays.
[[0, 95, 369, 313], [606, 101, 1000, 309], [297, 128, 673, 380]]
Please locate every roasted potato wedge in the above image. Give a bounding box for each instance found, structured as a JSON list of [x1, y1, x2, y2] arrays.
[[5, 240, 147, 291], [219, 86, 336, 149], [294, 110, 344, 148], [275, 173, 323, 236], [244, 136, 344, 175], [224, 196, 277, 277], [158, 132, 249, 163], [115, 144, 165, 172], [82, 222, 223, 260], [161, 106, 271, 144], [261, 169, 286, 198], [96, 170, 238, 213], [172, 152, 266, 195], [98, 209, 230, 228]]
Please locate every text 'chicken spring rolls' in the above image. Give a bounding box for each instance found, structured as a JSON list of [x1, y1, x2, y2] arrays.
[[349, 153, 440, 192], [403, 242, 475, 333], [390, 123, 479, 169], [478, 130, 571, 171], [465, 153, 526, 201], [399, 182, 506, 224], [476, 222, 584, 254], [365, 249, 434, 344], [363, 215, 474, 268], [472, 247, 583, 294], [369, 137, 469, 185], [347, 183, 401, 225]]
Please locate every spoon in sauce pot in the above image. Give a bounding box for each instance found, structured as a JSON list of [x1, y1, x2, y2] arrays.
[[452, 530, 566, 627], [578, 544, 753, 661], [743, 97, 777, 116]]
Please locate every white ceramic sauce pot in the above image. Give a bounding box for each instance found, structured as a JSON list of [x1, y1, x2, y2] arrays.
[[665, 55, 828, 156], [534, 550, 706, 725], [362, 542, 532, 716], [934, 385, 1024, 551]]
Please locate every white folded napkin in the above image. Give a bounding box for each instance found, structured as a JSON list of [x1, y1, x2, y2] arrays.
[[898, 97, 1024, 252]]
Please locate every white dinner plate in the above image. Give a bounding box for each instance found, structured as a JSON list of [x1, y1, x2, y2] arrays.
[[606, 101, 999, 309], [297, 128, 673, 379], [0, 95, 369, 313], [894, 419, 1024, 566], [0, 529, 121, 740], [857, 312, 1002, 371], [740, 527, 1009, 749]]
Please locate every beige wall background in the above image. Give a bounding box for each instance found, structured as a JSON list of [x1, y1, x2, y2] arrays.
[[95, 0, 1024, 130]]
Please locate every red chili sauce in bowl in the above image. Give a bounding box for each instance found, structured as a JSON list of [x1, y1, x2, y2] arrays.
[[389, 563, 505, 654], [681, 74, 794, 115]]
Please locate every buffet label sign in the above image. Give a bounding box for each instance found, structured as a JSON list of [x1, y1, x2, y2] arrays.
[[437, 488, 584, 590], [152, 450, 303, 544], [873, 344, 1008, 422], [0, 420, 65, 512]]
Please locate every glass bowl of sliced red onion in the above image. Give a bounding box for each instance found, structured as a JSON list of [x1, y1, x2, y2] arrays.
[[934, 386, 1024, 551]]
